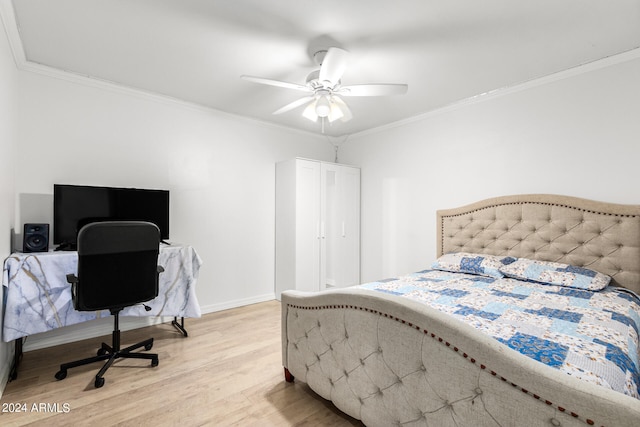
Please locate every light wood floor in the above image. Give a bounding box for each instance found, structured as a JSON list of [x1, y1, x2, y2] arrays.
[[0, 300, 363, 426]]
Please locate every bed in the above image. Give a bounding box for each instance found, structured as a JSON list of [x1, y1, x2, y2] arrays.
[[280, 194, 640, 427]]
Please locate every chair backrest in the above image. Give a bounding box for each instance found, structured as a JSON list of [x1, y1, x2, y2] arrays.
[[74, 221, 161, 312]]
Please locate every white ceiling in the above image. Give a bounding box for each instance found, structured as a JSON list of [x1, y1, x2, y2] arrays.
[[7, 0, 640, 136]]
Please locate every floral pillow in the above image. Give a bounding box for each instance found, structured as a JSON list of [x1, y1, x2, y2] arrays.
[[499, 258, 611, 291], [431, 252, 517, 278]]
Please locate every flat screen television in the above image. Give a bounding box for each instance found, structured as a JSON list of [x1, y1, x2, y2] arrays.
[[53, 184, 169, 250]]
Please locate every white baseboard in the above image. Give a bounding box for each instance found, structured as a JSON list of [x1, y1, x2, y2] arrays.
[[199, 293, 276, 315], [22, 316, 168, 352], [21, 293, 276, 352]]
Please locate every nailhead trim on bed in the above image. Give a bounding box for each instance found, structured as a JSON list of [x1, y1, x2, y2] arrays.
[[287, 303, 600, 426], [442, 201, 638, 218]]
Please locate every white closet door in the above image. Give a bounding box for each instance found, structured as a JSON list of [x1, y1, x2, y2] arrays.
[[337, 165, 361, 288], [321, 163, 360, 289], [295, 160, 321, 292], [320, 163, 340, 289]]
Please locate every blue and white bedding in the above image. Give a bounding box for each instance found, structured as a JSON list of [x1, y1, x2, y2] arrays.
[[358, 258, 640, 399]]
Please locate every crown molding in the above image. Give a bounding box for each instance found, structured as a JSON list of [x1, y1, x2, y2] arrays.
[[0, 0, 324, 140], [0, 0, 24, 65], [351, 46, 640, 139]]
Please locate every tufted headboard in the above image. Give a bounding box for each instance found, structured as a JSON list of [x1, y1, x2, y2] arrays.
[[437, 194, 640, 294]]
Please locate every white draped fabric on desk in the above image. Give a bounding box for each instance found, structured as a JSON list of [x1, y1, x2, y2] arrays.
[[2, 245, 202, 342]]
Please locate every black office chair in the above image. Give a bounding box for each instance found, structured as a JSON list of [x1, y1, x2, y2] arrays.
[[54, 221, 164, 388]]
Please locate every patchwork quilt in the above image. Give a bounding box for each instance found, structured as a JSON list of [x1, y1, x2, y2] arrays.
[[358, 269, 640, 399]]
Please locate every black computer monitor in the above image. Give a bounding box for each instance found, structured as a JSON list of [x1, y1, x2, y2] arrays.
[[53, 184, 169, 250]]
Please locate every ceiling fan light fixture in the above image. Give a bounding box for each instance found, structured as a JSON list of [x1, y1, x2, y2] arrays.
[[331, 96, 353, 122], [302, 99, 319, 122], [328, 97, 344, 122], [315, 94, 331, 117]]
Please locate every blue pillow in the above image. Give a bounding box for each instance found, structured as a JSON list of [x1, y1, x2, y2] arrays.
[[431, 252, 517, 278]]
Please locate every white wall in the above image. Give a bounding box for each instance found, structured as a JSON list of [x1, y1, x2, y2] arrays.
[[0, 12, 17, 393], [12, 68, 334, 316], [340, 54, 640, 283]]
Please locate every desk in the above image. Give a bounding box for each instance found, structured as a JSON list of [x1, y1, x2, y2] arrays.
[[2, 245, 202, 378], [2, 244, 202, 341]]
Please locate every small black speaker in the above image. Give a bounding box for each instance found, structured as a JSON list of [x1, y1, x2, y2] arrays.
[[23, 223, 49, 253]]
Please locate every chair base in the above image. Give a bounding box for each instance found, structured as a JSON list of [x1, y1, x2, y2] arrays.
[[55, 314, 159, 388]]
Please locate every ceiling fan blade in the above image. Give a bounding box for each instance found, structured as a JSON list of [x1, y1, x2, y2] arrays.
[[273, 96, 315, 115], [241, 75, 311, 92], [318, 47, 348, 86], [338, 83, 408, 97], [331, 96, 353, 122]]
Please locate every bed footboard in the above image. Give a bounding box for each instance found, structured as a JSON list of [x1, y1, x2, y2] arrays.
[[281, 289, 640, 427]]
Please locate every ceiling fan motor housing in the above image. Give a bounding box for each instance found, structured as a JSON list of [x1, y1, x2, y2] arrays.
[[306, 69, 321, 85], [312, 50, 328, 66]]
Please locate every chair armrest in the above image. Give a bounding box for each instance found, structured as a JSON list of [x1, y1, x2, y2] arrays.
[[66, 274, 79, 309]]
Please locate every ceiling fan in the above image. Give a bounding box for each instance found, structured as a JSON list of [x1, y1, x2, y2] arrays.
[[241, 47, 408, 128]]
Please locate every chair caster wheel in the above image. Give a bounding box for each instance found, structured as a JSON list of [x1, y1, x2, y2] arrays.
[[95, 377, 105, 388], [145, 343, 153, 351], [97, 348, 107, 356], [151, 358, 159, 367], [55, 370, 67, 380]]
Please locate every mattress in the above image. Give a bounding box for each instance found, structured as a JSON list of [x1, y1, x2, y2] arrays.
[[358, 268, 640, 399]]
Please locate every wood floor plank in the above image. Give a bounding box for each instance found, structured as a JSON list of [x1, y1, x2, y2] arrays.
[[0, 301, 363, 426]]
